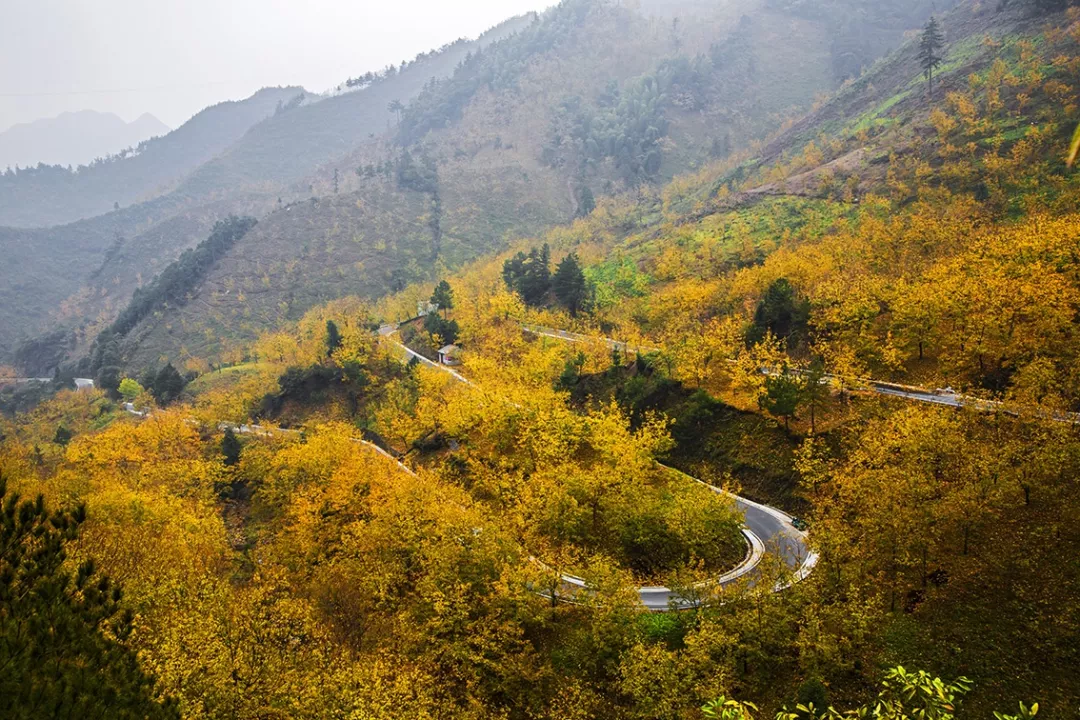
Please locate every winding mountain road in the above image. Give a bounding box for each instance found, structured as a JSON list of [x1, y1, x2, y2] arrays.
[[379, 324, 818, 611], [111, 312, 1076, 611], [106, 308, 1078, 611], [521, 324, 1080, 422], [119, 323, 818, 611]]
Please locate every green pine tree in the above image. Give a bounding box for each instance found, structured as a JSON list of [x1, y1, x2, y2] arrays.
[[761, 371, 803, 433], [152, 363, 186, 406], [577, 185, 596, 217], [222, 428, 242, 467], [431, 280, 455, 316], [0, 474, 179, 719], [326, 320, 343, 358], [919, 17, 945, 98], [553, 253, 588, 316], [502, 246, 552, 307], [747, 278, 811, 350], [53, 425, 73, 446]]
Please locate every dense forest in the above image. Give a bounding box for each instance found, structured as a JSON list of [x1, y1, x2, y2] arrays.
[[2, 0, 1080, 718]]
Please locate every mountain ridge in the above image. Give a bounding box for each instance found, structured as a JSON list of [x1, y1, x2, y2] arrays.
[[0, 109, 170, 172], [0, 87, 303, 228], [0, 16, 535, 370]]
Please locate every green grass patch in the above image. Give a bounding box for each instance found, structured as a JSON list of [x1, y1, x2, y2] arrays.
[[703, 196, 854, 247], [938, 34, 987, 74], [848, 88, 912, 135], [586, 256, 655, 308], [627, 196, 854, 280], [187, 363, 272, 396]]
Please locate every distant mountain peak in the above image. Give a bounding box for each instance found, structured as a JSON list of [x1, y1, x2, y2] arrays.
[[0, 109, 170, 170], [128, 113, 171, 136]]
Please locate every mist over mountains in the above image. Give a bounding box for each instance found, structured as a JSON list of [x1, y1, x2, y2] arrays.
[[0, 110, 170, 170], [2, 1, 1080, 717]]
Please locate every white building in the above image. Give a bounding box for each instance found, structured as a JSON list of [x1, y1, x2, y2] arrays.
[[438, 345, 461, 366]]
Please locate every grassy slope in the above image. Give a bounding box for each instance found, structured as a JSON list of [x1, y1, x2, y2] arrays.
[[608, 0, 1062, 281]]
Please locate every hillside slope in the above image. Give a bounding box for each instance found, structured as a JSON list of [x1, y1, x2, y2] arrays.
[[109, 0, 952, 371], [420, 0, 1080, 404], [332, 3, 1078, 712], [6, 2, 1080, 718], [0, 18, 533, 370]]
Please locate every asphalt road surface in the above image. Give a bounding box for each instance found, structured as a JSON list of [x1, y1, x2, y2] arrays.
[[382, 324, 818, 610]]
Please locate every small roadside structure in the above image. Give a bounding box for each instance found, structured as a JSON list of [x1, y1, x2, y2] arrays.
[[438, 344, 461, 366], [74, 378, 95, 391]]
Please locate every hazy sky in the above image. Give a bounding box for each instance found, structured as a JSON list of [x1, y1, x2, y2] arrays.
[[0, 0, 554, 132]]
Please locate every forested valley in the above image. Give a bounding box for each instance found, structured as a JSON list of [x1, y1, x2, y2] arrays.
[[2, 0, 1080, 718]]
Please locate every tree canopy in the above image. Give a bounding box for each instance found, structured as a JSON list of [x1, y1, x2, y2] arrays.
[[151, 363, 186, 406], [503, 245, 552, 306], [553, 253, 589, 315], [431, 280, 455, 314], [0, 476, 178, 720]]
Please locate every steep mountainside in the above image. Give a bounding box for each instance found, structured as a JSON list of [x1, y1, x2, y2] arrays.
[[107, 0, 953, 372], [0, 18, 532, 370], [300, 3, 1075, 711], [0, 88, 299, 228], [164, 17, 536, 205], [417, 0, 1080, 405]]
